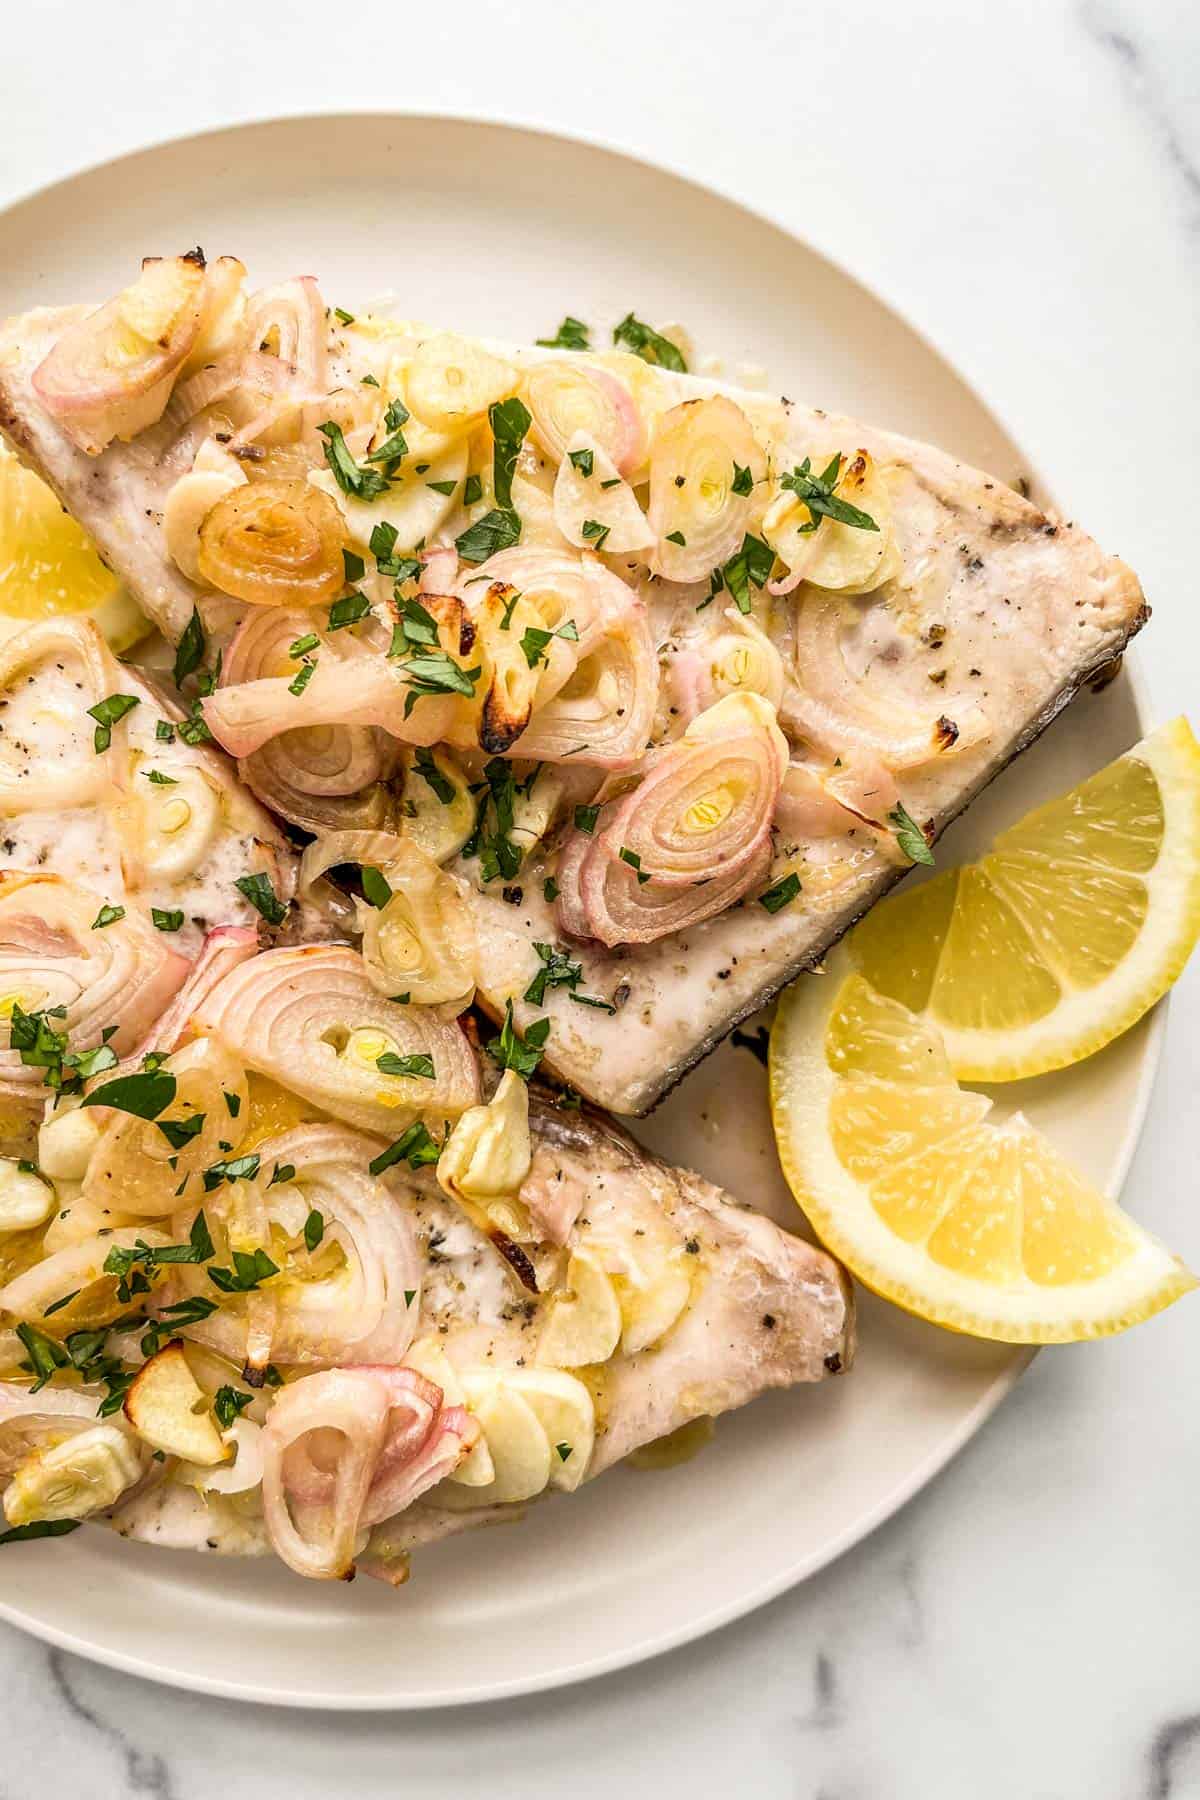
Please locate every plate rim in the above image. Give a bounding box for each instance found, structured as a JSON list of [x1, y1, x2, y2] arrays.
[[0, 108, 1162, 1709]]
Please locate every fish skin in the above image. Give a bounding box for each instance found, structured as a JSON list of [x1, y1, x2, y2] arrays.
[[89, 1094, 853, 1568]]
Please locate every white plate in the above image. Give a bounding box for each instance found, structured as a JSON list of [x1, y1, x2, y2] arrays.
[[0, 114, 1156, 1708]]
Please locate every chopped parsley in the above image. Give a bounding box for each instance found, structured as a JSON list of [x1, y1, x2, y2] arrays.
[[342, 549, 366, 584], [201, 1153, 262, 1192], [267, 1161, 295, 1188], [719, 532, 776, 613], [455, 396, 531, 564], [328, 590, 372, 631], [568, 991, 616, 1014], [0, 1519, 81, 1547], [581, 519, 611, 550], [143, 769, 178, 786], [759, 872, 801, 914], [318, 420, 389, 501], [368, 1122, 442, 1176], [888, 802, 935, 866], [520, 617, 578, 670], [569, 447, 594, 479], [155, 720, 175, 743], [288, 659, 316, 697], [91, 903, 124, 930], [780, 453, 880, 535], [463, 473, 483, 506], [486, 999, 550, 1080], [80, 1069, 177, 1120], [151, 907, 184, 932], [172, 607, 207, 688], [63, 1043, 117, 1083], [303, 1209, 325, 1253], [376, 1052, 435, 1080], [573, 803, 600, 835], [365, 398, 410, 467], [360, 865, 393, 909], [87, 693, 139, 753], [234, 871, 289, 926], [213, 1386, 254, 1430], [208, 1247, 279, 1294], [731, 462, 754, 497], [612, 312, 687, 372], [543, 876, 560, 903], [412, 747, 455, 804], [156, 1113, 206, 1152], [536, 316, 591, 351], [289, 633, 321, 659], [665, 530, 686, 546], [524, 941, 582, 1007], [426, 478, 459, 497], [619, 847, 650, 884]]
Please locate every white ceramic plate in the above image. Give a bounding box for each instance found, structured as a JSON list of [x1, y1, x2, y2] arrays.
[[0, 115, 1156, 1708]]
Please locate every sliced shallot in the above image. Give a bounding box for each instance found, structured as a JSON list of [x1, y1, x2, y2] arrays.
[[192, 944, 479, 1135]]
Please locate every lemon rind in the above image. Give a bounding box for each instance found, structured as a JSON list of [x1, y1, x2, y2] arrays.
[[770, 945, 1195, 1345], [915, 719, 1200, 1083]]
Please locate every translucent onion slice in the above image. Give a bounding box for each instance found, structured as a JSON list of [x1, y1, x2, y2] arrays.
[[116, 762, 224, 888], [261, 1365, 476, 1578], [784, 592, 982, 768], [244, 276, 328, 394], [526, 362, 645, 477], [32, 253, 208, 454], [192, 944, 479, 1135], [508, 608, 659, 768], [360, 846, 476, 1012], [241, 746, 394, 836], [204, 1123, 423, 1369], [0, 1382, 103, 1474], [179, 256, 249, 378], [595, 693, 787, 888], [297, 832, 475, 1011], [702, 608, 785, 711], [552, 431, 654, 555], [164, 461, 247, 581], [82, 1037, 249, 1219], [648, 396, 764, 582], [132, 924, 260, 1059], [764, 451, 896, 595], [296, 829, 407, 901], [399, 746, 475, 864], [404, 334, 517, 432], [0, 873, 190, 1113], [205, 607, 452, 760], [197, 479, 346, 607], [260, 1366, 389, 1579], [564, 834, 772, 949], [0, 617, 123, 814], [0, 1225, 170, 1322]]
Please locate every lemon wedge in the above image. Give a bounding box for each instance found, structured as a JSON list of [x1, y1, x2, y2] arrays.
[[0, 446, 149, 651], [848, 720, 1200, 1081], [770, 946, 1194, 1342]]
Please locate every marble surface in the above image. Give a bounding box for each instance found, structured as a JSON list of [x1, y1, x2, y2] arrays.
[[1, 0, 1199, 1792]]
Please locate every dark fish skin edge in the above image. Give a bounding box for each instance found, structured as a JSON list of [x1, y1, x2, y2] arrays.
[[509, 607, 1148, 1117]]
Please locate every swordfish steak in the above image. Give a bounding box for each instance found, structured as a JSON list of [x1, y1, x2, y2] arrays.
[[0, 262, 1147, 1113]]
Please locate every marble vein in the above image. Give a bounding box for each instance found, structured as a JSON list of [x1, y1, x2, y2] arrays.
[[1147, 1714, 1200, 1799], [47, 1649, 177, 1800], [1081, 0, 1200, 227]]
